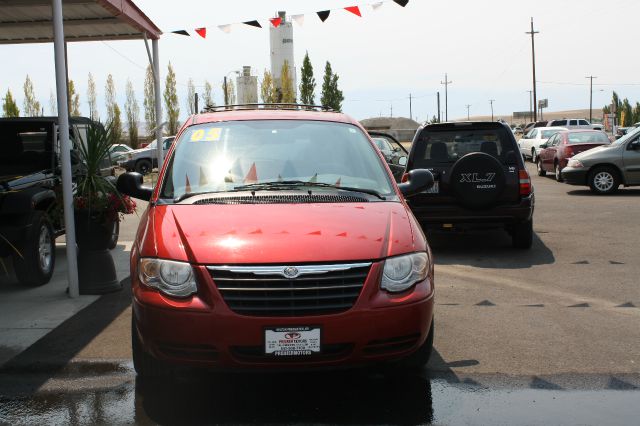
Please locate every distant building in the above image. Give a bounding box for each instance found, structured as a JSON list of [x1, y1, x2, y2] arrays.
[[236, 66, 258, 104], [269, 11, 296, 99], [360, 117, 421, 142]]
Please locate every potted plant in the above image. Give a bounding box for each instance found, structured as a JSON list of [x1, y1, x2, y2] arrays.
[[73, 122, 136, 250]]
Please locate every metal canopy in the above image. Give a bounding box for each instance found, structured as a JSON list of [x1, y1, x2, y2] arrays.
[[0, 0, 162, 44]]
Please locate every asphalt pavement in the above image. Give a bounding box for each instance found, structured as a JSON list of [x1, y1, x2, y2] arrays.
[[0, 163, 639, 425]]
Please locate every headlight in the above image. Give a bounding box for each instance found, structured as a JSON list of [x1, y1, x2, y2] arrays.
[[567, 159, 584, 168], [138, 258, 197, 297], [381, 252, 429, 293]]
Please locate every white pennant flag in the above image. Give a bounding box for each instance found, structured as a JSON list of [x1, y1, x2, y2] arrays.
[[291, 14, 305, 26], [371, 2, 384, 10], [218, 24, 232, 34]]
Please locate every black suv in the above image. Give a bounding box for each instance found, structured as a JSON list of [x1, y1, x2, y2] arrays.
[[404, 122, 535, 249], [0, 117, 115, 286]]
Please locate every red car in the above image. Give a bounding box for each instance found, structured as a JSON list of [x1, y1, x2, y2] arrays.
[[117, 106, 435, 376], [536, 129, 611, 181]]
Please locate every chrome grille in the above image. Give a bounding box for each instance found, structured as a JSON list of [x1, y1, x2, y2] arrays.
[[208, 263, 371, 317]]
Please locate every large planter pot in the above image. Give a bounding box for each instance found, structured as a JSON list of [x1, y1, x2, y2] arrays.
[[74, 210, 121, 295], [74, 210, 115, 250]]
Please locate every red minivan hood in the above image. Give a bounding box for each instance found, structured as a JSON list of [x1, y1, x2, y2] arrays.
[[142, 202, 417, 264]]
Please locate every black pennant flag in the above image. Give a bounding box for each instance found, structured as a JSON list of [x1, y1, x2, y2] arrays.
[[317, 10, 330, 22], [393, 0, 409, 6], [243, 20, 262, 28], [171, 30, 190, 36]]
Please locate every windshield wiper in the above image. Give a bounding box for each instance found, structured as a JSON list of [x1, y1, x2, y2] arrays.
[[233, 180, 387, 200]]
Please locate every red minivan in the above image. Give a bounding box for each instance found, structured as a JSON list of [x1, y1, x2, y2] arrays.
[[117, 106, 435, 376], [536, 129, 611, 181]]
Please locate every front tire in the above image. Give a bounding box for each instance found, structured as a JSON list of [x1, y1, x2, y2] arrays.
[[512, 219, 533, 249], [531, 148, 537, 163], [135, 159, 152, 175], [554, 162, 563, 182], [536, 159, 546, 176], [13, 212, 55, 286], [588, 166, 619, 195]]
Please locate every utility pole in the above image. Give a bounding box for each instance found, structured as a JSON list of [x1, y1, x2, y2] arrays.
[[527, 90, 533, 122], [466, 104, 471, 120], [440, 73, 452, 121], [437, 92, 441, 122], [409, 93, 412, 121], [586, 75, 597, 122], [489, 99, 495, 121], [390, 102, 393, 118], [526, 18, 539, 121]]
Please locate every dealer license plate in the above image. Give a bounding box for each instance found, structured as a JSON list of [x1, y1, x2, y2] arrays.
[[424, 180, 439, 194], [265, 327, 321, 356]]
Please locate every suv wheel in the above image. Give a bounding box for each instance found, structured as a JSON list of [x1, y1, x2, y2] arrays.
[[108, 221, 119, 250], [512, 219, 533, 249], [135, 159, 152, 175], [588, 166, 619, 195], [132, 315, 168, 377], [531, 148, 537, 163], [13, 212, 55, 286], [536, 159, 546, 176], [554, 162, 563, 182]]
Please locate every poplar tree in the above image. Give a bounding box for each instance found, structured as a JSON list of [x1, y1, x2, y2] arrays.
[[280, 60, 295, 103], [203, 80, 214, 108], [49, 90, 57, 115], [320, 62, 344, 112], [186, 78, 196, 114], [125, 80, 140, 148], [144, 65, 156, 138], [105, 74, 122, 143], [2, 89, 20, 117], [68, 80, 81, 116], [23, 75, 41, 117], [87, 72, 98, 119], [164, 62, 180, 135], [260, 70, 276, 104], [299, 52, 316, 105]]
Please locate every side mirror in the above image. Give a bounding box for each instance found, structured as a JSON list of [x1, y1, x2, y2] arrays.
[[117, 172, 152, 201], [398, 156, 407, 166], [398, 169, 434, 198]]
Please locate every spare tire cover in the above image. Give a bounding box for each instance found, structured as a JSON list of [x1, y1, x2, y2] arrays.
[[449, 152, 506, 209]]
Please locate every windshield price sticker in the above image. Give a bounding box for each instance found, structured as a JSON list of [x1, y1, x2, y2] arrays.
[[189, 127, 221, 142], [265, 327, 321, 356]]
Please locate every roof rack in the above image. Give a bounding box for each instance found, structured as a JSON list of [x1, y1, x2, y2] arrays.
[[202, 103, 335, 113]]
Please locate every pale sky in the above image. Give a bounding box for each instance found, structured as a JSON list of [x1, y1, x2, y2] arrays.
[[2, 0, 639, 124]]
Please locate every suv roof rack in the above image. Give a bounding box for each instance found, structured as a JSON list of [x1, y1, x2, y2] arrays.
[[202, 103, 335, 113]]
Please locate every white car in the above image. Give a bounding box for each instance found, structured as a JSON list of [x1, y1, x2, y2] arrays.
[[547, 119, 603, 131], [109, 143, 134, 164], [119, 136, 175, 174], [519, 126, 567, 162]]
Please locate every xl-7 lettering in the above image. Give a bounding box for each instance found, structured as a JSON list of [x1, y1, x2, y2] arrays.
[[459, 173, 496, 183]]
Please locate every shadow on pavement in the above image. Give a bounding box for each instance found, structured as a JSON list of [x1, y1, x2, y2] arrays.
[[0, 278, 131, 390], [566, 188, 640, 197], [427, 230, 555, 269]]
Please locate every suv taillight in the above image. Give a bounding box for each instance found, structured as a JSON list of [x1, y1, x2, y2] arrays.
[[519, 169, 532, 197], [563, 146, 574, 157]]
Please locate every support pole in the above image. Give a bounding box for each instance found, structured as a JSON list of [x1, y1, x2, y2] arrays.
[[409, 93, 412, 121], [152, 39, 163, 170], [489, 99, 495, 121], [224, 76, 229, 105], [195, 92, 199, 114], [52, 0, 79, 298], [437, 92, 441, 123], [586, 76, 597, 122], [441, 73, 452, 122]]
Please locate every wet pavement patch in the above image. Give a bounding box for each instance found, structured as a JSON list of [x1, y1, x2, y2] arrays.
[[568, 303, 590, 308], [616, 302, 636, 308]]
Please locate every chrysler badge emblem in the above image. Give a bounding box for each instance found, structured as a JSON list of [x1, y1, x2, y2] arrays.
[[283, 266, 299, 278]]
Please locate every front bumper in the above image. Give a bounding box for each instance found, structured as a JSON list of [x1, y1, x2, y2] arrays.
[[409, 194, 534, 226], [132, 262, 434, 370], [561, 167, 588, 185]]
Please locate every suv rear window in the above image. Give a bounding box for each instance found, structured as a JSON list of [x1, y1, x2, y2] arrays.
[[412, 127, 514, 167]]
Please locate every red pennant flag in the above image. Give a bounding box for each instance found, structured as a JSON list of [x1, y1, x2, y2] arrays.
[[195, 27, 206, 38], [269, 17, 282, 28], [344, 6, 362, 17], [244, 162, 258, 184], [335, 177, 341, 186], [185, 174, 192, 193]]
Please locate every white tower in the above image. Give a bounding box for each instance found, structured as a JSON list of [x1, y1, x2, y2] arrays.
[[269, 11, 296, 99], [236, 66, 258, 104]]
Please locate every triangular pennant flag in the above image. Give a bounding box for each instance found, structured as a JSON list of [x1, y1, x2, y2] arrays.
[[344, 6, 362, 17], [244, 163, 258, 184], [371, 2, 384, 10], [317, 10, 330, 22], [185, 174, 191, 193], [393, 0, 409, 6], [199, 166, 208, 186], [171, 30, 190, 36], [308, 173, 318, 183], [269, 17, 282, 28], [335, 177, 341, 187], [292, 14, 305, 26], [195, 27, 206, 38], [243, 20, 262, 28], [218, 24, 232, 33]]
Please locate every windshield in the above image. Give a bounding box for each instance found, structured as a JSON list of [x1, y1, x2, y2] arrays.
[[541, 130, 561, 139], [0, 122, 53, 176], [160, 120, 394, 200], [567, 132, 609, 144]]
